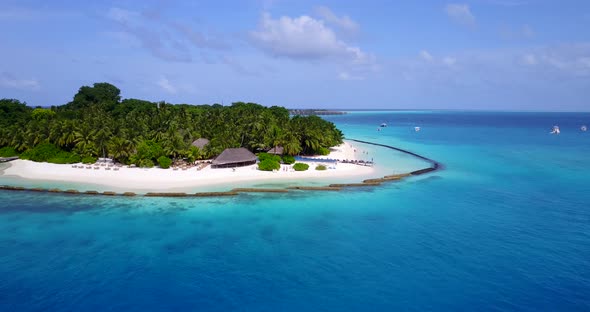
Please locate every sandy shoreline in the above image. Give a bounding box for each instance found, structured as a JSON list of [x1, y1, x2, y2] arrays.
[[1, 141, 375, 191]]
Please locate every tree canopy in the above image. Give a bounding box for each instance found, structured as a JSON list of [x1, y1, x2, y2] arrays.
[[0, 82, 344, 166]]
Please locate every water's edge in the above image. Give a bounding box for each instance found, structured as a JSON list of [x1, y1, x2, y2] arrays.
[[0, 139, 442, 198]]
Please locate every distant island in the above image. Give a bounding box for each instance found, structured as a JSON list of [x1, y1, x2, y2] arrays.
[[289, 109, 347, 116]]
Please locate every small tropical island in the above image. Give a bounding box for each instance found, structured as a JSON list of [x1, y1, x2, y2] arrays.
[[0, 83, 376, 192]]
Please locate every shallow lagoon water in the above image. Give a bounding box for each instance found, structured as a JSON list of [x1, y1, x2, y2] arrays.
[[1, 111, 589, 311]]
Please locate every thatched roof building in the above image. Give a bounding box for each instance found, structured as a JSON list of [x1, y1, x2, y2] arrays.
[[191, 138, 210, 149], [212, 148, 257, 168], [267, 146, 284, 155]]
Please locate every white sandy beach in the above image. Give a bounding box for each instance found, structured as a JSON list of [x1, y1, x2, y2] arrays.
[[1, 142, 375, 191]]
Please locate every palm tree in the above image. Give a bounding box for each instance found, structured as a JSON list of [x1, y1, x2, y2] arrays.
[[186, 145, 205, 162], [11, 129, 30, 152], [58, 120, 77, 149], [73, 125, 97, 157], [263, 125, 283, 153], [94, 127, 112, 159], [282, 132, 302, 156], [0, 127, 10, 146], [163, 132, 186, 161], [108, 137, 132, 163]]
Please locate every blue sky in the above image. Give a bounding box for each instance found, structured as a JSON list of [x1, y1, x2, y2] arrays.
[[1, 0, 589, 110]]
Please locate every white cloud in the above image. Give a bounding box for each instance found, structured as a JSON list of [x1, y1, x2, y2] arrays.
[[485, 0, 529, 6], [445, 4, 476, 26], [0, 7, 81, 21], [532, 44, 590, 76], [579, 57, 590, 68], [420, 50, 434, 62], [522, 53, 537, 65], [443, 57, 457, 66], [156, 77, 200, 95], [169, 22, 229, 50], [409, 44, 590, 80], [522, 24, 534, 38], [338, 72, 364, 81], [106, 7, 229, 64], [314, 6, 359, 35], [250, 12, 372, 64], [0, 7, 35, 20], [157, 77, 177, 94], [106, 7, 139, 24], [418, 51, 456, 67], [500, 24, 535, 40], [106, 7, 192, 62], [0, 73, 40, 91], [262, 0, 278, 11]]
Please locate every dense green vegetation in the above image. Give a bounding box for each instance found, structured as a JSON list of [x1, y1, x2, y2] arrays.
[[0, 147, 18, 157], [256, 152, 297, 170], [258, 159, 281, 171], [317, 147, 330, 156], [157, 156, 172, 169], [0, 83, 343, 166], [19, 143, 81, 164], [281, 155, 295, 164], [315, 164, 327, 170], [293, 163, 309, 171], [81, 156, 97, 164], [257, 152, 281, 163]]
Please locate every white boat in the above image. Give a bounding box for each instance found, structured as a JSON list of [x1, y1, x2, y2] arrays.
[[414, 126, 421, 132], [550, 125, 560, 134], [380, 123, 387, 127], [582, 125, 587, 132]]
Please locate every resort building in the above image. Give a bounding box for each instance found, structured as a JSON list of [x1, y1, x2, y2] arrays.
[[266, 146, 284, 155], [211, 148, 257, 168], [191, 138, 210, 149]]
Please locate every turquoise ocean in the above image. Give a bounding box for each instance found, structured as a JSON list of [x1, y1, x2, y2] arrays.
[[1, 111, 589, 311]]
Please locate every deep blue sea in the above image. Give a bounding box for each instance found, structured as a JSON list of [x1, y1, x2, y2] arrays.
[[1, 111, 589, 311]]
